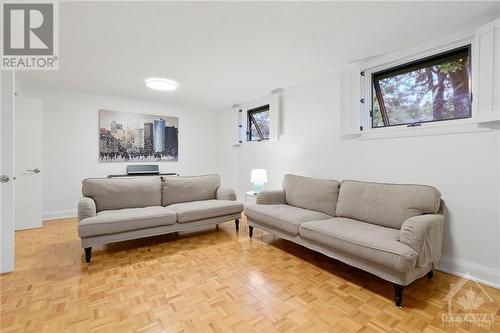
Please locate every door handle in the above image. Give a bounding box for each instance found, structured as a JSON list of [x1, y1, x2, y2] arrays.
[[27, 168, 41, 174], [0, 175, 9, 183]]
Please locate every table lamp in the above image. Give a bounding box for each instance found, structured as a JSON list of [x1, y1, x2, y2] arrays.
[[250, 169, 268, 194]]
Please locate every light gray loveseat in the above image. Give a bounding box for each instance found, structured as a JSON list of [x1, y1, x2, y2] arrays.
[[245, 174, 444, 307], [78, 174, 243, 262]]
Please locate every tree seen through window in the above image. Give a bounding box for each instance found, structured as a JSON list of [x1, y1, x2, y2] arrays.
[[372, 46, 471, 128], [247, 105, 270, 141]]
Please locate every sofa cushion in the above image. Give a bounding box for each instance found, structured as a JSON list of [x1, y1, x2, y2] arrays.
[[282, 174, 340, 216], [300, 218, 417, 272], [166, 200, 243, 223], [336, 180, 441, 229], [245, 203, 331, 235], [78, 206, 176, 237], [162, 174, 220, 206], [82, 177, 162, 212]]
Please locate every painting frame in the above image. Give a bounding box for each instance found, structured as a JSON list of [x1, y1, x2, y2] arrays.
[[98, 109, 179, 162]]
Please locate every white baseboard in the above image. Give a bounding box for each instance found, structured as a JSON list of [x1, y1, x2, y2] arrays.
[[43, 209, 77, 221], [436, 255, 500, 289]]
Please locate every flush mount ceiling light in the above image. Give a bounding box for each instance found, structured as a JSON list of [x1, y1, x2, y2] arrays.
[[145, 78, 178, 91]]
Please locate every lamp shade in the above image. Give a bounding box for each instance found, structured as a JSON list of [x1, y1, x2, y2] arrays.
[[250, 169, 268, 184]]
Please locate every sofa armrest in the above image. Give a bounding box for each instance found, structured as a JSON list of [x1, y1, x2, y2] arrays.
[[400, 214, 444, 268], [257, 190, 286, 204], [78, 197, 96, 222], [216, 187, 237, 201]]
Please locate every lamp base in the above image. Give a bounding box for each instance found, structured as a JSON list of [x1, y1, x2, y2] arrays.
[[253, 183, 264, 194]]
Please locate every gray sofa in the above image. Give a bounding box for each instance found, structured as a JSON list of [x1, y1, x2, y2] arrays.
[[245, 174, 444, 307], [78, 174, 243, 262]]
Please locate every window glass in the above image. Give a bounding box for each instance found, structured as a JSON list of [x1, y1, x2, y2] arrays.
[[372, 46, 471, 128], [247, 105, 270, 141]]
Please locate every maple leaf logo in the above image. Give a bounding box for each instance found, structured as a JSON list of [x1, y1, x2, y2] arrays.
[[457, 289, 484, 312]]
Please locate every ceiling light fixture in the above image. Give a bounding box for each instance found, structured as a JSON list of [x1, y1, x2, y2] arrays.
[[145, 78, 178, 91]]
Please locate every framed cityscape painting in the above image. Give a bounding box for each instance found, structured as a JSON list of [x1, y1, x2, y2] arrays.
[[99, 109, 179, 162]]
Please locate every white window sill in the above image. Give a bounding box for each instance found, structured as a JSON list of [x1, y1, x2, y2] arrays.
[[358, 122, 493, 140], [233, 137, 279, 147]]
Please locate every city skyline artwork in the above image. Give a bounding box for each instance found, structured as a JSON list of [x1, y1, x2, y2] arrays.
[[99, 109, 179, 162]]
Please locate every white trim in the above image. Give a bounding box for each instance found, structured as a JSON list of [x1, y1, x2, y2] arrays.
[[238, 138, 279, 149], [359, 122, 492, 140], [1, 70, 16, 274], [437, 255, 500, 290], [236, 93, 282, 146], [340, 67, 362, 135], [232, 106, 243, 146], [474, 17, 500, 122], [43, 209, 77, 221]]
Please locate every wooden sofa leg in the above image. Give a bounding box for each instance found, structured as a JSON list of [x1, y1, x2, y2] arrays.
[[235, 219, 239, 232], [84, 247, 92, 263], [249, 226, 254, 238], [393, 284, 403, 308], [427, 270, 433, 279]]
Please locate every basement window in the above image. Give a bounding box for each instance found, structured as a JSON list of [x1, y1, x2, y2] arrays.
[[247, 105, 270, 142], [371, 45, 472, 128]]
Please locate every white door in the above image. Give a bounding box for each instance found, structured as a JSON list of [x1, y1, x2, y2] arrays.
[[1, 70, 16, 273], [15, 96, 43, 230]]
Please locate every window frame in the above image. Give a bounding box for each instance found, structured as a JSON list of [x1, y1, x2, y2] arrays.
[[370, 45, 472, 129], [247, 104, 271, 142], [234, 93, 281, 146], [360, 36, 481, 138]]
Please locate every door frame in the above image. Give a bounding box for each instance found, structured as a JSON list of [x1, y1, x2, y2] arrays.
[[1, 70, 16, 273]]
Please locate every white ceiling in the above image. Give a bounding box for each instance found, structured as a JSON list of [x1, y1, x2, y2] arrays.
[[17, 1, 500, 111]]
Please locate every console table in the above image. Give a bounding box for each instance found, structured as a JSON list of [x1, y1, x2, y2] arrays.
[[107, 173, 178, 178]]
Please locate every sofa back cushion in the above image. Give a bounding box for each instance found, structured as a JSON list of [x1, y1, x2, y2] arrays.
[[162, 174, 220, 206], [336, 180, 441, 229], [282, 174, 340, 216], [82, 177, 162, 212]]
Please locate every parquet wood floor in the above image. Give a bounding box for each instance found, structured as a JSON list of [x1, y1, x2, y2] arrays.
[[1, 216, 499, 333]]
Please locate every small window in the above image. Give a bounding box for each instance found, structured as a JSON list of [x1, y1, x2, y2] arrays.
[[371, 45, 471, 128], [247, 105, 270, 141]]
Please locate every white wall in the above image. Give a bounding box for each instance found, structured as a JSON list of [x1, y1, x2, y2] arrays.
[[216, 72, 500, 288], [21, 87, 219, 219]]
